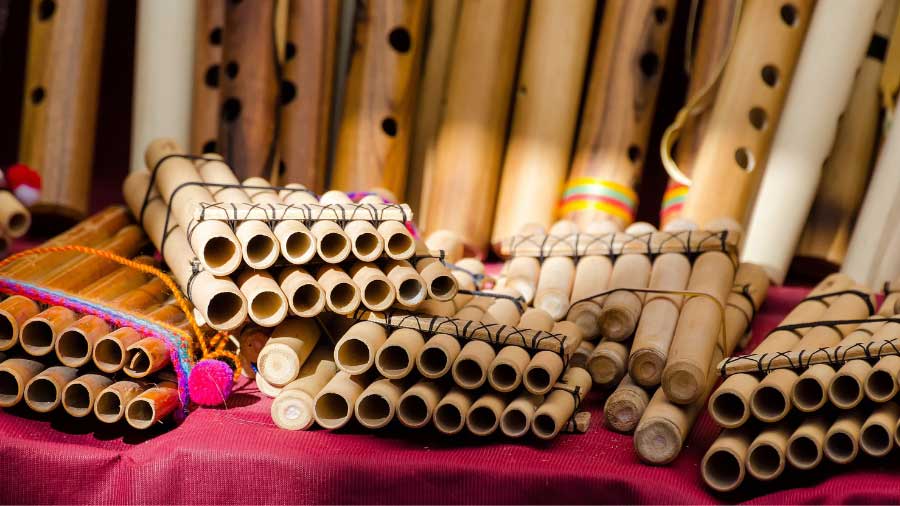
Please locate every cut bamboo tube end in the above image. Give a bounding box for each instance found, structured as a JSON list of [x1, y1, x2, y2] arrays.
[[0, 191, 31, 238], [274, 220, 316, 264], [532, 367, 591, 440], [488, 345, 531, 392], [787, 415, 829, 471], [385, 260, 426, 307], [0, 296, 41, 351], [354, 378, 404, 430], [272, 388, 317, 431], [629, 348, 666, 388], [335, 321, 387, 374], [426, 230, 464, 264], [865, 355, 900, 402], [791, 363, 833, 412], [397, 380, 444, 429], [125, 337, 171, 379], [24, 366, 78, 413], [55, 315, 111, 368], [125, 382, 180, 429], [861, 402, 899, 457], [345, 221, 384, 262], [20, 306, 78, 357], [523, 350, 564, 395], [258, 329, 320, 387], [378, 220, 415, 260], [434, 388, 473, 435], [255, 371, 283, 398], [93, 328, 143, 373], [270, 344, 338, 430], [236, 220, 280, 269], [746, 424, 791, 481], [317, 265, 361, 315], [588, 339, 628, 387], [701, 428, 753, 493], [0, 358, 45, 408], [827, 360, 869, 409], [533, 257, 575, 321], [238, 270, 289, 327], [62, 374, 113, 418], [500, 392, 542, 438], [452, 340, 494, 389], [375, 329, 425, 379], [311, 220, 352, 264], [466, 392, 506, 436], [709, 373, 758, 428], [416, 257, 458, 301], [604, 375, 649, 433], [350, 262, 396, 311], [825, 411, 864, 464], [750, 369, 796, 423], [416, 333, 461, 379], [95, 381, 144, 423], [279, 267, 326, 317]]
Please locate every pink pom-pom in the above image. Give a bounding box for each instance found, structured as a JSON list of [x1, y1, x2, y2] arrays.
[[188, 359, 234, 406]]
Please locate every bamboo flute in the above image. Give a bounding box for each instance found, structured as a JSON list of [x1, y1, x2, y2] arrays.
[[604, 374, 649, 433], [0, 192, 30, 238], [110, 278, 171, 313], [418, 0, 526, 256], [24, 366, 78, 412], [19, 0, 107, 217], [561, 0, 675, 229], [860, 402, 900, 457], [62, 373, 113, 418], [490, 0, 596, 245], [787, 414, 831, 470], [125, 382, 180, 429], [334, 321, 387, 375], [257, 318, 321, 387], [532, 367, 592, 440], [190, 0, 224, 154], [701, 426, 756, 492], [270, 345, 337, 430], [596, 222, 657, 341], [279, 267, 325, 317], [0, 358, 44, 408], [354, 378, 405, 430], [434, 387, 473, 435], [279, 0, 339, 191], [38, 226, 147, 292], [533, 257, 576, 322], [0, 296, 41, 351], [94, 381, 144, 423], [680, 0, 814, 226], [416, 333, 460, 379], [237, 269, 289, 327], [374, 328, 425, 379], [77, 256, 156, 302]]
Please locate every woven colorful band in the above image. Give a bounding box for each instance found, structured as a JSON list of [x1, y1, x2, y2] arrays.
[[559, 178, 637, 223], [660, 182, 688, 222], [0, 278, 193, 419]]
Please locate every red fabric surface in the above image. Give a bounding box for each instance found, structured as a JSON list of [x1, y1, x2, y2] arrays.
[[2, 286, 899, 504]]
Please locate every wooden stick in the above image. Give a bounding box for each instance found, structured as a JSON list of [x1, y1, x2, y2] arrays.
[[533, 257, 576, 321], [40, 226, 147, 293]]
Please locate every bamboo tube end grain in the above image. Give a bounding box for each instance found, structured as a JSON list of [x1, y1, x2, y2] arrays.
[[271, 389, 316, 431], [634, 417, 682, 465], [628, 348, 666, 387], [662, 361, 706, 405]]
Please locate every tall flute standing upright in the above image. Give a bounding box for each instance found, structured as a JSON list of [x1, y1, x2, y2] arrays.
[[190, 0, 225, 154]]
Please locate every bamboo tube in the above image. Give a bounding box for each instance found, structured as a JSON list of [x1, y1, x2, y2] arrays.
[[257, 318, 321, 387], [92, 328, 143, 374], [189, 0, 224, 153], [604, 375, 649, 433], [825, 410, 865, 464], [55, 315, 111, 368], [416, 299, 456, 317], [434, 387, 472, 435], [628, 253, 691, 387], [415, 257, 458, 302], [787, 414, 830, 470], [124, 337, 171, 379], [701, 427, 755, 492], [143, 139, 243, 275], [746, 422, 794, 481], [24, 366, 78, 413], [316, 265, 360, 315], [279, 267, 326, 317], [350, 262, 396, 312], [334, 321, 387, 374], [561, 0, 675, 229], [110, 278, 170, 313], [397, 379, 444, 429], [452, 340, 494, 390], [125, 382, 179, 429], [255, 371, 283, 398], [40, 226, 147, 293], [418, 0, 526, 255], [217, 0, 278, 179], [378, 220, 416, 261], [597, 253, 653, 341], [490, 0, 596, 245], [566, 255, 613, 339], [460, 391, 504, 436], [331, 0, 426, 196], [743, 0, 884, 283], [681, 0, 814, 226], [488, 345, 531, 393], [375, 328, 425, 380], [384, 259, 426, 308], [270, 345, 337, 430], [524, 321, 580, 395], [708, 273, 853, 427], [499, 392, 543, 438], [313, 371, 367, 429], [570, 340, 595, 370], [237, 270, 289, 327], [279, 0, 339, 191], [866, 355, 900, 402], [0, 192, 30, 238], [78, 256, 156, 302], [311, 220, 352, 264], [344, 221, 384, 263], [416, 333, 460, 379], [354, 378, 404, 430], [504, 257, 541, 306], [861, 402, 900, 457], [482, 297, 521, 327], [532, 367, 592, 440], [62, 373, 113, 418], [0, 296, 40, 351], [20, 306, 78, 357], [425, 230, 463, 265], [588, 338, 629, 388], [242, 177, 318, 266], [0, 358, 44, 408], [94, 381, 144, 423], [19, 0, 106, 217], [534, 257, 576, 321]]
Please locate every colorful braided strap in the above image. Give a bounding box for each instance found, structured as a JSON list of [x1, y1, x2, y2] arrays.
[[559, 177, 637, 224]]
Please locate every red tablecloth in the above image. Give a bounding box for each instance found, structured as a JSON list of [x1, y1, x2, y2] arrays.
[[2, 286, 900, 504]]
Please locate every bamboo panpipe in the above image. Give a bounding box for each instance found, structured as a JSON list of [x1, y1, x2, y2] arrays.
[[628, 253, 691, 386], [378, 221, 416, 261], [258, 318, 321, 387], [681, 0, 814, 226], [125, 382, 179, 429], [795, 0, 900, 266], [279, 0, 339, 191], [111, 278, 171, 313], [196, 157, 281, 270], [416, 299, 456, 317], [415, 257, 458, 302], [346, 221, 384, 263], [787, 414, 831, 470], [0, 296, 40, 351], [861, 402, 900, 457], [701, 427, 755, 492], [20, 306, 78, 357], [24, 365, 77, 413], [532, 367, 592, 440], [865, 355, 900, 402], [19, 0, 106, 217], [566, 256, 613, 340], [482, 293, 522, 326], [0, 192, 30, 238], [561, 0, 675, 229], [350, 262, 395, 311], [397, 379, 444, 429], [125, 337, 171, 379], [418, 0, 526, 255], [218, 0, 278, 179], [78, 256, 156, 302], [317, 265, 360, 315], [331, 0, 426, 196], [334, 321, 387, 375], [94, 381, 144, 423], [499, 392, 543, 438], [743, 0, 883, 283], [62, 373, 113, 418], [509, 308, 553, 393], [534, 256, 576, 321], [490, 0, 596, 245], [189, 0, 224, 154], [244, 182, 317, 265], [55, 315, 111, 368], [434, 387, 472, 435], [597, 252, 653, 341], [452, 340, 494, 390], [501, 228, 740, 259], [824, 410, 865, 464], [416, 333, 460, 379], [238, 270, 289, 327], [354, 378, 405, 430], [588, 339, 629, 388], [809, 318, 889, 410], [270, 345, 337, 430], [40, 226, 147, 293], [375, 328, 424, 380], [92, 328, 143, 374], [279, 267, 326, 317], [604, 375, 649, 433], [0, 358, 44, 408], [385, 260, 426, 308], [746, 421, 794, 482]]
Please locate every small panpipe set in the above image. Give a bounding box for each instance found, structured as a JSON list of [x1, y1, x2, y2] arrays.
[[700, 273, 900, 491]]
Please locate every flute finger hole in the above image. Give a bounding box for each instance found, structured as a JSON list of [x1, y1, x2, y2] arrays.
[[30, 87, 45, 105], [829, 375, 861, 408], [281, 81, 297, 105], [792, 377, 824, 411], [315, 393, 350, 428], [126, 399, 155, 429], [734, 148, 754, 172], [381, 117, 398, 137], [285, 42, 296, 60], [209, 27, 222, 45], [491, 363, 518, 390], [225, 61, 239, 79], [37, 0, 55, 21], [639, 52, 660, 78], [222, 97, 242, 122], [748, 107, 768, 131], [207, 292, 244, 327], [377, 345, 410, 376], [291, 285, 322, 314], [653, 7, 668, 24], [780, 4, 798, 27], [419, 348, 448, 376], [387, 27, 411, 53], [357, 394, 391, 426], [204, 65, 220, 88], [761, 65, 779, 87]]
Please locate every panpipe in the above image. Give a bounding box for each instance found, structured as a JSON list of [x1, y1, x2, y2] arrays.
[[418, 0, 526, 257], [130, 0, 197, 172], [560, 0, 676, 230], [489, 0, 596, 246], [679, 0, 813, 227], [19, 0, 107, 218], [189, 0, 225, 154], [742, 0, 883, 284], [331, 0, 427, 197]]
